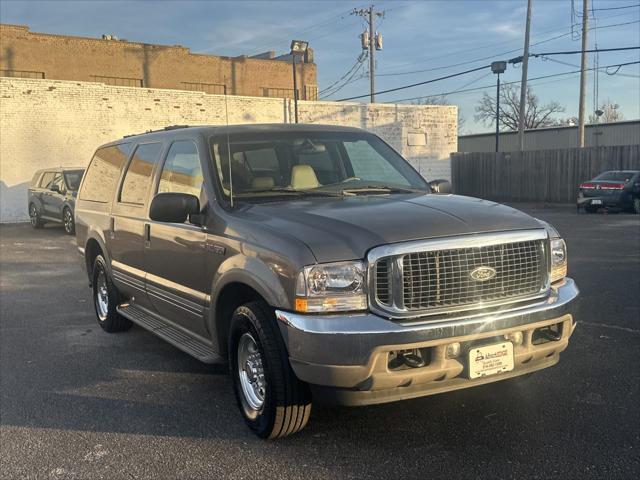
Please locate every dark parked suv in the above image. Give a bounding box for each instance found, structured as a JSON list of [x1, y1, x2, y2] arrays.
[[28, 167, 85, 234], [75, 124, 578, 438]]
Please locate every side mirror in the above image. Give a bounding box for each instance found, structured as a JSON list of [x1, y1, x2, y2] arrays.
[[149, 193, 200, 224], [429, 179, 451, 194], [50, 184, 60, 193]]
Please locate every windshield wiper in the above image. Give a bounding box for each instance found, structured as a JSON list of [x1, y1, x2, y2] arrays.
[[341, 185, 423, 195], [239, 187, 343, 197]]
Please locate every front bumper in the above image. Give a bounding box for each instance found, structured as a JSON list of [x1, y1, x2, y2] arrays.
[[276, 278, 579, 406]]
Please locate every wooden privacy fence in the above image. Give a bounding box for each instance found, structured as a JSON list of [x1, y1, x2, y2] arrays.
[[451, 145, 640, 203]]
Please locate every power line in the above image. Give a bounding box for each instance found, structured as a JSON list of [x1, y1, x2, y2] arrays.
[[338, 45, 639, 103], [337, 64, 491, 101], [377, 20, 640, 78], [383, 60, 640, 104], [375, 19, 639, 76], [589, 3, 640, 12], [531, 45, 640, 57]]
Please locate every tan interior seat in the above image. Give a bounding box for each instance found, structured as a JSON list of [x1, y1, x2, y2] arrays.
[[251, 176, 275, 189], [290, 165, 320, 190]]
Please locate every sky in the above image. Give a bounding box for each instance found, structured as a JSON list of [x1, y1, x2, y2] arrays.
[[1, 0, 638, 133]]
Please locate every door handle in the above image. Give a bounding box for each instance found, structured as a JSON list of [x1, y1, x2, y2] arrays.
[[144, 223, 151, 248]]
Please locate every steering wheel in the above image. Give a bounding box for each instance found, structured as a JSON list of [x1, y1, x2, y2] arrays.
[[342, 177, 361, 183]]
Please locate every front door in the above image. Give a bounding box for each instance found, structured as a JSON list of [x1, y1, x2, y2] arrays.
[[46, 173, 66, 219], [144, 140, 210, 339], [110, 141, 163, 311]]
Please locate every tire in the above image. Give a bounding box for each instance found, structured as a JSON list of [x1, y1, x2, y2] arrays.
[[229, 301, 312, 439], [91, 255, 132, 333], [29, 203, 44, 228], [633, 198, 640, 214], [585, 205, 598, 214], [63, 207, 75, 235]]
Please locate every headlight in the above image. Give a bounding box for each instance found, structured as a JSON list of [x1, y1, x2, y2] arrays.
[[295, 261, 367, 312], [550, 238, 567, 283]]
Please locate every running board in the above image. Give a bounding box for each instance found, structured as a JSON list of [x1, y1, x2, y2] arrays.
[[117, 303, 222, 364]]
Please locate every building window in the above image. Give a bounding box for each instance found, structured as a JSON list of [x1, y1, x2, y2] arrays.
[[91, 75, 143, 87], [262, 87, 299, 99], [181, 82, 226, 94], [0, 69, 45, 79]]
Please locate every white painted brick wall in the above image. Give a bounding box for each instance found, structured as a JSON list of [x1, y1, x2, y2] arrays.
[[0, 78, 457, 222]]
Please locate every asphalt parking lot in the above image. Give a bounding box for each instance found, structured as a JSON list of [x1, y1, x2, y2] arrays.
[[1, 205, 639, 479]]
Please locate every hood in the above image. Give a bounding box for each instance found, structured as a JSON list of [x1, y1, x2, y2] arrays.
[[239, 194, 544, 263]]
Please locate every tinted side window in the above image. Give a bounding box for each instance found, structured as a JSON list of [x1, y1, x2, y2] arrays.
[[39, 172, 56, 188], [158, 141, 203, 198], [80, 144, 132, 203], [120, 143, 162, 205]]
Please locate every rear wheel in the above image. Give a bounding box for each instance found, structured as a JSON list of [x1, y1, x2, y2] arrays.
[[585, 205, 598, 214], [229, 301, 312, 439], [92, 255, 132, 333], [63, 207, 75, 235], [633, 198, 640, 214], [29, 204, 44, 228]]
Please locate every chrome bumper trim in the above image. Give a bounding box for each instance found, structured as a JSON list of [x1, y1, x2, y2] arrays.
[[276, 277, 578, 368]]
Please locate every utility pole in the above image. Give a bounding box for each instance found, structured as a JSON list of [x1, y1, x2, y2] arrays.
[[578, 0, 589, 147], [518, 0, 533, 151], [353, 6, 384, 103]]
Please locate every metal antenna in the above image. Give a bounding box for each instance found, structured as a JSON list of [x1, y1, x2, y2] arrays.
[[223, 83, 234, 208]]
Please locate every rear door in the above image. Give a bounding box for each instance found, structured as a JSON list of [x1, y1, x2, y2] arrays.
[[109, 142, 163, 311], [37, 171, 56, 215], [144, 139, 209, 338]]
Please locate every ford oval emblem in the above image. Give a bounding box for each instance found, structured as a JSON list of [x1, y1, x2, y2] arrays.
[[470, 266, 497, 282]]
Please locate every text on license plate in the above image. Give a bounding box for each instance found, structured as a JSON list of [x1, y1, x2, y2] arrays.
[[469, 342, 514, 379], [592, 199, 602, 205]]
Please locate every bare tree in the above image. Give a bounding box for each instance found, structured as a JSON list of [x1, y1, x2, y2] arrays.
[[474, 84, 565, 131], [589, 99, 624, 123]]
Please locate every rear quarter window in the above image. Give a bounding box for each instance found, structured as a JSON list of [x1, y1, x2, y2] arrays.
[[79, 144, 132, 203]]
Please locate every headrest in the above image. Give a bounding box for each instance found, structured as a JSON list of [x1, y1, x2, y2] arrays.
[[290, 165, 320, 190]]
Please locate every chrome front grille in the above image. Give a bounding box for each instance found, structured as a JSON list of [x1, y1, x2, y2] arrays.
[[369, 230, 550, 318]]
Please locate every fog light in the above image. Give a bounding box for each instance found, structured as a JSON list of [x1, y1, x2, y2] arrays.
[[505, 331, 523, 346], [445, 342, 461, 358]]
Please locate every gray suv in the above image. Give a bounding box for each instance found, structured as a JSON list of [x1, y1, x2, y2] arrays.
[[29, 167, 85, 234], [75, 124, 578, 438]]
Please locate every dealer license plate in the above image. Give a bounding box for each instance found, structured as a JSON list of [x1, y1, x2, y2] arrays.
[[592, 199, 602, 205], [468, 342, 514, 379]]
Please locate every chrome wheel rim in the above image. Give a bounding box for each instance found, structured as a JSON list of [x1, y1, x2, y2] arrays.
[[95, 268, 109, 320], [237, 332, 266, 411], [64, 210, 73, 232], [29, 206, 38, 226]]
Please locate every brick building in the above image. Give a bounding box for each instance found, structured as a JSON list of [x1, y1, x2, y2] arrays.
[[0, 24, 318, 99]]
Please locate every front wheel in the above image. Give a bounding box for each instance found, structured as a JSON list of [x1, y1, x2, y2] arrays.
[[63, 207, 75, 235], [229, 301, 312, 439]]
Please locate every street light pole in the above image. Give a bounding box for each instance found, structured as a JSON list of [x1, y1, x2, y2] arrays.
[[491, 61, 507, 153], [292, 55, 299, 123], [495, 73, 501, 152], [290, 40, 309, 124]]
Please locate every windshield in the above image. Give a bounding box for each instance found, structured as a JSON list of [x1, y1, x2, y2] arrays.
[[594, 171, 637, 182], [63, 170, 85, 191], [210, 131, 428, 201]]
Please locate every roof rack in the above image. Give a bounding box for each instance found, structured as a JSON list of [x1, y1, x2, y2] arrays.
[[123, 125, 191, 138]]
